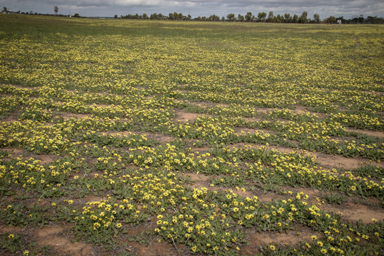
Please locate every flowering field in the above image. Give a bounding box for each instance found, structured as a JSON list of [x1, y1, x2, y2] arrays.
[[1, 14, 384, 256]]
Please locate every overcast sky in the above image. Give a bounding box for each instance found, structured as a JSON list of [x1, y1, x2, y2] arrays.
[[1, 0, 384, 19]]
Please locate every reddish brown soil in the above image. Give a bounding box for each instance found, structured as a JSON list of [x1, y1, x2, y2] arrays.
[[345, 128, 384, 138], [174, 110, 200, 123]]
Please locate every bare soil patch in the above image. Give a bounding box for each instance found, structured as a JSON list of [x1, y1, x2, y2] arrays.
[[103, 131, 136, 137], [174, 110, 200, 123], [58, 112, 92, 120], [134, 241, 180, 256], [120, 218, 189, 256], [353, 37, 360, 46], [0, 148, 57, 165], [316, 152, 384, 169], [293, 105, 327, 118], [142, 132, 176, 143], [188, 101, 229, 108], [241, 224, 323, 255], [180, 172, 210, 190], [293, 105, 307, 113], [346, 128, 384, 138], [35, 224, 93, 256], [0, 148, 24, 156], [235, 127, 274, 135], [242, 117, 261, 122], [229, 143, 384, 169], [0, 110, 21, 123], [254, 107, 275, 114], [0, 224, 23, 233], [185, 172, 210, 182], [321, 203, 384, 223], [7, 84, 37, 90]]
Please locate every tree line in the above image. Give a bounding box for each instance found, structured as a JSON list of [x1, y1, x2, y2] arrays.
[[2, 6, 383, 24], [117, 11, 384, 24], [119, 11, 314, 23], [1, 6, 81, 18]]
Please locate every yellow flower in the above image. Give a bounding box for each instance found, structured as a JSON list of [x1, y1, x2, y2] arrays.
[[270, 245, 276, 251]]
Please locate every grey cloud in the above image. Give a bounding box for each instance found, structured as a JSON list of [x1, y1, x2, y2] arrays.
[[1, 0, 383, 18]]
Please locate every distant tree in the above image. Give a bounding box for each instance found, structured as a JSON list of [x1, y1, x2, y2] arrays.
[[257, 12, 267, 22], [158, 13, 163, 19], [324, 16, 336, 24], [173, 12, 179, 20], [74, 13, 80, 18], [245, 12, 254, 22], [366, 16, 378, 24], [142, 13, 148, 19], [284, 13, 291, 23], [187, 14, 191, 20], [238, 14, 244, 22], [358, 14, 364, 23], [292, 14, 299, 23], [299, 11, 308, 23], [54, 6, 58, 15], [227, 13, 235, 21], [313, 13, 321, 24], [267, 11, 274, 22], [114, 14, 118, 19], [168, 12, 174, 20], [209, 14, 220, 21], [276, 14, 284, 23], [335, 16, 346, 24], [3, 7, 8, 13], [221, 16, 225, 21]]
